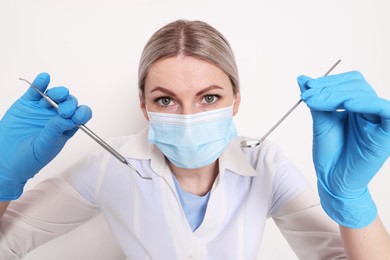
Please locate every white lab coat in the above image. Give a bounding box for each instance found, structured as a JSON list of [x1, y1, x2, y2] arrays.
[[0, 129, 345, 259]]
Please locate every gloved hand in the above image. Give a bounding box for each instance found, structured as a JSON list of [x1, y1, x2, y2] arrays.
[[0, 73, 92, 201], [297, 71, 390, 228]]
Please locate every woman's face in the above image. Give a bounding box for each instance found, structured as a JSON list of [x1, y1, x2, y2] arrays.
[[140, 55, 240, 119]]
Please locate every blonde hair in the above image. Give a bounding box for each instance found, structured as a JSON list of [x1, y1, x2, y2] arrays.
[[138, 20, 239, 99]]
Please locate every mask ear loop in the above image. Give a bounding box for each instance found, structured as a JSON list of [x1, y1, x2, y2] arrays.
[[240, 59, 342, 148]]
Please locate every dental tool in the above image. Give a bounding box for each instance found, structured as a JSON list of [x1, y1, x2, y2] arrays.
[[19, 78, 152, 180], [240, 59, 342, 148]]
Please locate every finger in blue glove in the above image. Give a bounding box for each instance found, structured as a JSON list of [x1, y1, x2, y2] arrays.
[[297, 71, 390, 228], [0, 73, 92, 201]]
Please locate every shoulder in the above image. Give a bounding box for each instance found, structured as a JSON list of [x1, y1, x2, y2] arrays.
[[61, 129, 149, 204], [222, 135, 300, 181], [235, 136, 308, 190]]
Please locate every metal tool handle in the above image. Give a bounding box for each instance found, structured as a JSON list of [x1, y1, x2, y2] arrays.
[[19, 77, 151, 180], [241, 59, 342, 148], [78, 124, 126, 163]]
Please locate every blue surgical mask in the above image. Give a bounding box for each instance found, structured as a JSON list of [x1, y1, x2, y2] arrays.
[[147, 106, 237, 169]]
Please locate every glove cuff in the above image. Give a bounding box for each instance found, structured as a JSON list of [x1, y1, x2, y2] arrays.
[[317, 181, 377, 229], [0, 179, 26, 201]]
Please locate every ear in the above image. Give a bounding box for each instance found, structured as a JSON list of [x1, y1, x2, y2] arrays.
[[233, 92, 241, 116], [139, 94, 150, 121]]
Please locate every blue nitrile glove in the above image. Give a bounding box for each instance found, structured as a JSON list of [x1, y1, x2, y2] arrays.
[[297, 71, 390, 228], [0, 73, 92, 201]]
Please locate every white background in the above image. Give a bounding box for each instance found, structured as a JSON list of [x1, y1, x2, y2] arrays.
[[1, 0, 389, 259]]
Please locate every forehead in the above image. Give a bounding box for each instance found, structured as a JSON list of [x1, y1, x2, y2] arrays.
[[144, 56, 232, 93]]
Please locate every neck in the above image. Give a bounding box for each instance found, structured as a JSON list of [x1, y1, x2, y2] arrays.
[[168, 160, 219, 196]]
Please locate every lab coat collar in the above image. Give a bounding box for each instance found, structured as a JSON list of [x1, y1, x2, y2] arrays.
[[220, 136, 258, 177], [118, 128, 258, 178]]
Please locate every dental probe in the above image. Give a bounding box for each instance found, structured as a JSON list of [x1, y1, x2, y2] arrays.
[[19, 78, 152, 180], [241, 59, 342, 148]]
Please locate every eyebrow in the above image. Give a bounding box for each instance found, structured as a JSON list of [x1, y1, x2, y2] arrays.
[[150, 85, 224, 96], [196, 85, 224, 96], [150, 86, 177, 97]]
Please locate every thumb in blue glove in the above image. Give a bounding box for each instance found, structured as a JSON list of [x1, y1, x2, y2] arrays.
[[0, 73, 92, 201], [297, 71, 390, 228]]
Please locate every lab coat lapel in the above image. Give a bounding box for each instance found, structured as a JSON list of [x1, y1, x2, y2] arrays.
[[193, 137, 258, 240]]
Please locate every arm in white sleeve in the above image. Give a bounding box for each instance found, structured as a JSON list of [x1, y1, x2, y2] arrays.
[[0, 175, 100, 259], [272, 187, 346, 260]]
